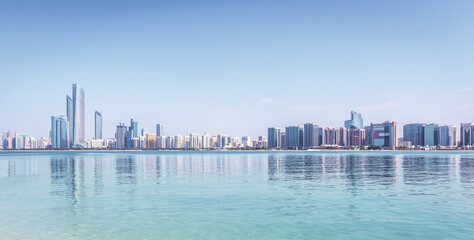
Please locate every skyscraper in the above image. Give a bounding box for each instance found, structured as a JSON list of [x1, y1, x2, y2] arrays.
[[403, 123, 425, 146], [460, 123, 474, 146], [424, 124, 439, 146], [344, 111, 363, 129], [304, 123, 318, 148], [156, 123, 164, 137], [70, 84, 85, 148], [95, 111, 102, 140], [438, 125, 457, 147], [285, 126, 301, 149], [130, 118, 138, 138], [115, 123, 127, 149], [51, 115, 69, 149], [267, 127, 281, 148], [66, 95, 73, 147], [369, 121, 398, 148]]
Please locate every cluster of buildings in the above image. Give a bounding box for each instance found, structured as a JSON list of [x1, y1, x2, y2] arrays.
[[267, 112, 474, 150], [1, 84, 473, 150]]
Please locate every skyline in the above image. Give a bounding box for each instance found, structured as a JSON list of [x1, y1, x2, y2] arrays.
[[1, 1, 474, 139]]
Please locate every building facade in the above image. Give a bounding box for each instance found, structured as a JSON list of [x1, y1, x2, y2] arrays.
[[95, 111, 102, 140], [344, 111, 363, 129]]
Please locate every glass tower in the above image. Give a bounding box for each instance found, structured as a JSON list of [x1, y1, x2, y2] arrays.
[[71, 84, 85, 148], [51, 115, 69, 149], [267, 127, 281, 148], [95, 111, 102, 140], [344, 111, 363, 129], [156, 123, 164, 137], [130, 118, 138, 138]]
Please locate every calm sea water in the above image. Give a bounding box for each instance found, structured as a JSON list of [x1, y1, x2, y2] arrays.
[[0, 151, 473, 239]]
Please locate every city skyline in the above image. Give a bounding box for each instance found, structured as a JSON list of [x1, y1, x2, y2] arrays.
[[1, 1, 474, 139]]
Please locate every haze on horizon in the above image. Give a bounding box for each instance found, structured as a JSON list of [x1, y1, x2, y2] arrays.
[[0, 0, 473, 139]]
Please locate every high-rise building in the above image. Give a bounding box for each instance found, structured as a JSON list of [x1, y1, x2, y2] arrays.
[[364, 126, 372, 146], [280, 132, 286, 148], [424, 124, 439, 146], [344, 111, 363, 129], [369, 121, 398, 148], [126, 128, 133, 149], [460, 123, 474, 146], [145, 134, 156, 149], [51, 115, 69, 149], [285, 126, 302, 149], [156, 123, 164, 137], [141, 128, 148, 137], [95, 111, 102, 140], [69, 84, 85, 148], [66, 95, 73, 147], [267, 127, 281, 148], [336, 127, 348, 146], [304, 123, 319, 148], [403, 123, 425, 146], [130, 118, 138, 138], [349, 129, 365, 146], [190, 133, 199, 149], [115, 123, 127, 149], [438, 125, 457, 147]]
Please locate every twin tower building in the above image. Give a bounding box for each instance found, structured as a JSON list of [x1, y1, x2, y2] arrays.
[[51, 84, 87, 149]]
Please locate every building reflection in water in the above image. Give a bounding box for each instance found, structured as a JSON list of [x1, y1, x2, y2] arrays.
[[266, 153, 474, 192], [50, 157, 85, 205]]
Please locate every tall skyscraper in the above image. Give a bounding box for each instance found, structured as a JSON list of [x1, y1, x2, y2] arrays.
[[69, 84, 85, 148], [130, 118, 138, 138], [66, 95, 73, 147], [190, 133, 200, 149], [95, 111, 102, 140], [460, 123, 474, 146], [285, 126, 301, 149], [369, 121, 398, 148], [344, 111, 363, 129], [51, 115, 69, 149], [115, 123, 127, 149], [403, 123, 425, 146], [438, 125, 457, 147], [424, 124, 439, 146], [304, 123, 318, 148], [267, 127, 281, 148], [156, 123, 164, 137]]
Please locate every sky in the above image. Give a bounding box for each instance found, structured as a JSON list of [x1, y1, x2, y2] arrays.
[[1, 0, 473, 139]]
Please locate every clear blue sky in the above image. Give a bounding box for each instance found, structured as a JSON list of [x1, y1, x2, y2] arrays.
[[1, 0, 473, 139]]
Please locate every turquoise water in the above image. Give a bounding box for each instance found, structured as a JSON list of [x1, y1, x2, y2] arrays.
[[0, 151, 473, 239]]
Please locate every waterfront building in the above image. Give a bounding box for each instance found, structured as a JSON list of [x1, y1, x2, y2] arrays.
[[126, 128, 133, 149], [344, 111, 363, 129], [369, 121, 398, 148], [241, 136, 251, 148], [460, 123, 474, 146], [66, 95, 73, 147], [349, 128, 365, 146], [14, 134, 28, 150], [156, 123, 164, 137], [115, 123, 127, 149], [403, 123, 425, 146], [130, 118, 138, 138], [190, 133, 199, 149], [399, 140, 412, 148], [304, 123, 318, 148], [146, 134, 156, 149], [424, 124, 439, 146], [141, 129, 148, 137], [267, 127, 281, 148], [165, 136, 174, 149], [364, 126, 371, 146], [95, 111, 102, 140], [438, 125, 457, 147], [336, 127, 348, 146], [70, 84, 85, 148], [51, 115, 69, 149], [156, 136, 166, 149], [280, 132, 286, 148], [285, 126, 301, 149], [174, 135, 183, 149]]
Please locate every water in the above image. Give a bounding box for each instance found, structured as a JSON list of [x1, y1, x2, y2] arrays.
[[0, 151, 473, 239]]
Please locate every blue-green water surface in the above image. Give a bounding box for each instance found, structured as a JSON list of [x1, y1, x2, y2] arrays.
[[0, 151, 473, 239]]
